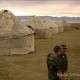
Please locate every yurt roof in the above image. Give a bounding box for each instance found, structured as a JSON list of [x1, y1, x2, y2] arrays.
[[26, 16, 44, 29], [43, 18, 58, 28], [0, 10, 34, 39], [61, 20, 71, 26]]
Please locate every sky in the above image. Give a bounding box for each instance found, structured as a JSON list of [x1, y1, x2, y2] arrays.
[[0, 0, 80, 17]]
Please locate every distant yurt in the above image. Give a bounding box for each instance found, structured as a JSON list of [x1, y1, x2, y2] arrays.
[[56, 22, 64, 33], [0, 9, 34, 55], [42, 18, 58, 34], [26, 16, 51, 38], [61, 20, 72, 31]]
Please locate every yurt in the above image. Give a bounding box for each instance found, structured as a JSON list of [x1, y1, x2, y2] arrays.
[[56, 22, 64, 33], [61, 20, 72, 31], [0, 9, 34, 55], [42, 18, 59, 34], [26, 16, 51, 38]]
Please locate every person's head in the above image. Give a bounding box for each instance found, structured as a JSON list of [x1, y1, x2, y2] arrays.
[[60, 44, 67, 53], [53, 45, 62, 56]]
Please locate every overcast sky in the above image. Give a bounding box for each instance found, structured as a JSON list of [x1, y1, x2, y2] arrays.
[[0, 0, 80, 17]]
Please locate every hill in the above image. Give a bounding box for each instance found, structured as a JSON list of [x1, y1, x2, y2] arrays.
[[17, 16, 80, 23]]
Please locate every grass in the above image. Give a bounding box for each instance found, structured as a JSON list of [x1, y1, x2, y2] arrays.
[[70, 23, 80, 29], [0, 30, 80, 80]]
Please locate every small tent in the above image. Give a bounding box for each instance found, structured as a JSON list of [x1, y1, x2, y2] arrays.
[[0, 9, 34, 55], [42, 18, 59, 34], [55, 22, 64, 33], [61, 20, 72, 31], [26, 16, 51, 38]]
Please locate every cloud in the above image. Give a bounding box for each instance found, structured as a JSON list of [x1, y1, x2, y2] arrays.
[[0, 0, 80, 17]]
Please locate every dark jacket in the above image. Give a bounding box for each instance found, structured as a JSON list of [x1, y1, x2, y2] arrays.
[[47, 53, 61, 80], [59, 53, 68, 74]]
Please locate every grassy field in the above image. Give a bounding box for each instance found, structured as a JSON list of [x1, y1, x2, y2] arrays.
[[70, 23, 80, 29], [0, 30, 80, 80]]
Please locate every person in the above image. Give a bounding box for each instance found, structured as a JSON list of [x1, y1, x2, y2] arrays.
[[59, 44, 68, 75], [47, 45, 62, 80]]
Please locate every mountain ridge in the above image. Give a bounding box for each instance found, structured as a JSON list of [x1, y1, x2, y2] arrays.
[[17, 16, 80, 23]]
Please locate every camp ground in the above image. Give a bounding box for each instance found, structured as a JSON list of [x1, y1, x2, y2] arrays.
[[0, 9, 80, 80]]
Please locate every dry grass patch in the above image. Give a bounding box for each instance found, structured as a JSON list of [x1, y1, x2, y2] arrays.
[[0, 30, 80, 80]]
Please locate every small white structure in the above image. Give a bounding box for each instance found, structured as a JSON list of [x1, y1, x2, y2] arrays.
[[42, 18, 59, 34], [61, 20, 72, 31], [56, 22, 64, 33]]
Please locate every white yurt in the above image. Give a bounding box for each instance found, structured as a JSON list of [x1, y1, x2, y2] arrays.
[[26, 16, 51, 38], [56, 22, 64, 33], [0, 9, 34, 55], [61, 20, 72, 31], [42, 18, 59, 34]]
